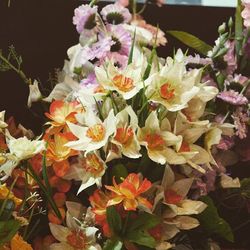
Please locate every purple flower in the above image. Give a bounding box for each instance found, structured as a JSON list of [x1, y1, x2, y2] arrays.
[[244, 37, 250, 58], [186, 54, 212, 66], [217, 136, 235, 150], [73, 5, 98, 34], [80, 72, 98, 88], [217, 90, 248, 105], [223, 41, 237, 75], [101, 3, 132, 25], [232, 107, 249, 139]]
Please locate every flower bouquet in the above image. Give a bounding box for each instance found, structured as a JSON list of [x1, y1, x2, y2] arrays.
[[0, 0, 249, 249]]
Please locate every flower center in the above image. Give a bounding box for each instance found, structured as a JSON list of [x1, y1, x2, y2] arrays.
[[114, 126, 134, 145], [86, 124, 105, 142], [83, 154, 105, 176], [111, 36, 122, 52], [106, 12, 124, 25], [164, 189, 183, 205], [144, 133, 165, 149], [179, 141, 190, 152], [66, 230, 86, 249], [84, 13, 97, 30], [160, 83, 175, 100], [113, 74, 134, 92]]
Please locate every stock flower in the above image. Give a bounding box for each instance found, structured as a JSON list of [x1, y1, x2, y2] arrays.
[[217, 90, 248, 105], [137, 111, 182, 165], [95, 53, 146, 99], [242, 0, 250, 28], [232, 107, 249, 139], [49, 201, 100, 250], [66, 109, 116, 154], [145, 50, 201, 111], [112, 106, 141, 158], [7, 135, 45, 161], [73, 4, 98, 34], [64, 152, 106, 194], [105, 173, 152, 211], [45, 100, 83, 133], [101, 3, 132, 24]]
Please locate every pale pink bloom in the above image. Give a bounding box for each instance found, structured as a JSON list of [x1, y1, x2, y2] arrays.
[[73, 5, 98, 34], [80, 73, 98, 88], [217, 90, 248, 105], [241, 0, 250, 28], [223, 41, 237, 75], [117, 0, 129, 7], [232, 107, 249, 139], [186, 54, 212, 66], [101, 3, 132, 24], [217, 136, 235, 150]]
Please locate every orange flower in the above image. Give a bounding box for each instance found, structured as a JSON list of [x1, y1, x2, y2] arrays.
[[0, 184, 22, 206], [105, 173, 152, 211], [45, 100, 83, 131], [10, 233, 32, 250], [46, 132, 78, 163]]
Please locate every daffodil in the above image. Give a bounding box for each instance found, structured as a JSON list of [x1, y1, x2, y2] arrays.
[[64, 152, 106, 194], [66, 109, 116, 154], [145, 50, 201, 112], [137, 111, 182, 165], [105, 173, 152, 211], [49, 201, 100, 250], [95, 53, 146, 100], [112, 106, 141, 159]]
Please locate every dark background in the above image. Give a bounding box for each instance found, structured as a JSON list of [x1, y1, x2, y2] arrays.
[[0, 0, 235, 132]]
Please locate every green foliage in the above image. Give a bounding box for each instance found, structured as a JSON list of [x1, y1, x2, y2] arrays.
[[126, 230, 156, 248], [0, 220, 21, 245], [197, 196, 234, 242], [241, 178, 250, 198], [128, 30, 136, 65], [167, 30, 212, 56], [103, 239, 123, 250], [235, 0, 243, 60], [112, 164, 128, 184], [0, 199, 15, 221], [106, 206, 122, 235]]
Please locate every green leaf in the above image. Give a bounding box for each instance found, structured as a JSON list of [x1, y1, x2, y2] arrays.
[[42, 150, 52, 196], [112, 164, 128, 184], [103, 239, 123, 250], [126, 230, 156, 248], [197, 196, 234, 242], [241, 178, 250, 198], [128, 30, 136, 65], [0, 199, 15, 221], [0, 220, 21, 245], [127, 212, 160, 232], [143, 48, 156, 80], [167, 30, 212, 56], [106, 206, 122, 235]]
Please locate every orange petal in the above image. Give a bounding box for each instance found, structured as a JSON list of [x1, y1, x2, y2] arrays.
[[53, 160, 70, 177], [137, 178, 152, 195], [123, 198, 138, 211], [107, 196, 124, 207], [137, 196, 152, 210], [53, 193, 66, 208], [48, 208, 65, 225]]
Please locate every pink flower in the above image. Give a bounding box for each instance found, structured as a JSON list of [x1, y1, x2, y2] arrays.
[[242, 0, 250, 28], [187, 54, 212, 66], [217, 136, 235, 150], [80, 73, 98, 88], [232, 107, 249, 139], [117, 0, 129, 7], [73, 5, 98, 34], [101, 3, 132, 24], [217, 90, 248, 105], [223, 41, 237, 75]]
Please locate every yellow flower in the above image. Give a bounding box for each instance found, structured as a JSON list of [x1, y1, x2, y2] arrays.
[[10, 234, 33, 250], [0, 184, 22, 206]]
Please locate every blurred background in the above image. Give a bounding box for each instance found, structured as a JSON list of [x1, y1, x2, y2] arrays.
[[167, 0, 236, 7]]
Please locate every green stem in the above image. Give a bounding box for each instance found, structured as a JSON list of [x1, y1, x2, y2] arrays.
[[23, 205, 35, 240]]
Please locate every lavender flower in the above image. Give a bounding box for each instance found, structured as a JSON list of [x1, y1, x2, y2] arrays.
[[232, 107, 249, 139], [73, 5, 98, 34], [186, 54, 212, 66], [244, 37, 250, 59], [101, 3, 132, 25], [217, 90, 248, 105], [242, 0, 250, 28], [223, 41, 237, 75], [80, 72, 98, 88], [217, 136, 235, 150]]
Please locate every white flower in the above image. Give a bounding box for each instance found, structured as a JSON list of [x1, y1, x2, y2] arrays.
[[112, 106, 141, 159], [0, 111, 7, 133], [95, 53, 147, 100], [7, 135, 45, 161], [27, 80, 42, 107], [220, 174, 241, 189], [145, 49, 201, 112], [66, 109, 116, 154]]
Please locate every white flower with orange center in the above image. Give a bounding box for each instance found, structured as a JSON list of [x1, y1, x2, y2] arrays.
[[137, 111, 182, 165], [145, 50, 201, 112], [49, 201, 100, 250], [112, 106, 141, 159], [95, 54, 146, 99], [66, 109, 116, 154], [64, 152, 106, 194]]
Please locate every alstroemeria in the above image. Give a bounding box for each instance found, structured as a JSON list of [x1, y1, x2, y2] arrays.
[[145, 50, 201, 112], [7, 135, 45, 161], [105, 173, 152, 211], [66, 109, 116, 154], [45, 100, 83, 130], [64, 152, 106, 194], [95, 53, 146, 100], [137, 111, 182, 165], [112, 106, 141, 158], [49, 201, 100, 250]]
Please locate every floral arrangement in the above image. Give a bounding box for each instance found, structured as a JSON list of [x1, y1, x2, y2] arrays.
[[0, 0, 250, 249]]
